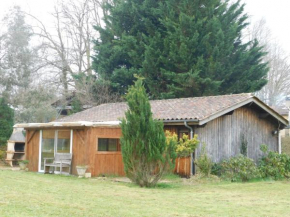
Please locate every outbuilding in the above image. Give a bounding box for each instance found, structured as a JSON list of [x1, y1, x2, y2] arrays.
[[16, 93, 288, 177]]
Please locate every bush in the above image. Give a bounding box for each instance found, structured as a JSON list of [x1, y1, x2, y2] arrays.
[[0, 150, 5, 161], [0, 145, 7, 162], [19, 160, 29, 165], [195, 145, 213, 177], [240, 134, 248, 156], [176, 134, 199, 158], [259, 145, 290, 180], [0, 98, 14, 145], [221, 155, 260, 182], [211, 163, 223, 177]]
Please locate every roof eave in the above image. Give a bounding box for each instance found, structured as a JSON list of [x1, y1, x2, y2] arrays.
[[199, 97, 288, 128], [162, 119, 199, 125], [14, 121, 121, 129], [252, 97, 288, 127]]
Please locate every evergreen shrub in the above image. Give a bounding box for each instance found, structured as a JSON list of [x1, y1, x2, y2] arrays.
[[220, 155, 260, 182], [195, 144, 213, 177], [259, 145, 290, 180], [0, 98, 14, 145], [120, 78, 177, 187]]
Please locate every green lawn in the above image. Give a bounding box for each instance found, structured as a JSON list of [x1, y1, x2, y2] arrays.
[[1, 170, 290, 217]]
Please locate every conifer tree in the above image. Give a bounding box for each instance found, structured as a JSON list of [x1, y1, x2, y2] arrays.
[[93, 0, 268, 98], [0, 98, 14, 145], [120, 77, 177, 187]]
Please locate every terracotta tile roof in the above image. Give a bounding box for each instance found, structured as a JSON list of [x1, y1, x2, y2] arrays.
[[56, 93, 253, 123]]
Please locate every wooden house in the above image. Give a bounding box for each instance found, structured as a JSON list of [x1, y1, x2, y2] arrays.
[[16, 93, 288, 177]]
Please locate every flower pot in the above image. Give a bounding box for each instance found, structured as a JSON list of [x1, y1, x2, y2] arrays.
[[85, 173, 91, 178], [76, 166, 87, 178], [19, 162, 27, 170]]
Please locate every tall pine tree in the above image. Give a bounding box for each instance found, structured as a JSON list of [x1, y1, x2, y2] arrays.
[[93, 0, 268, 99]]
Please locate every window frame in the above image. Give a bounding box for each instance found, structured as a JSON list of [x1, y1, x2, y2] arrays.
[[96, 137, 121, 153], [38, 129, 73, 172]]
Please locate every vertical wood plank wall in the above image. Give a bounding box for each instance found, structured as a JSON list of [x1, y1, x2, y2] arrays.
[[174, 157, 191, 177], [25, 127, 125, 176], [25, 130, 40, 172], [90, 127, 125, 176], [195, 106, 279, 163], [71, 129, 89, 175]]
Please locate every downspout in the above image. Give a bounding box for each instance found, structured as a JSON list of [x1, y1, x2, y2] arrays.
[[278, 121, 282, 154], [184, 121, 194, 176], [278, 130, 281, 154]]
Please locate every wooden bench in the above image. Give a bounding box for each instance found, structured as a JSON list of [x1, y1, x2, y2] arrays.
[[44, 153, 72, 175]]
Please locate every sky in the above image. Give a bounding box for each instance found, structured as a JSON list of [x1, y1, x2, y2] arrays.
[[0, 0, 289, 54], [0, 0, 55, 22], [242, 0, 290, 53]]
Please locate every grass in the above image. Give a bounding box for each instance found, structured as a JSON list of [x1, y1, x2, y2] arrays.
[[1, 170, 290, 217]]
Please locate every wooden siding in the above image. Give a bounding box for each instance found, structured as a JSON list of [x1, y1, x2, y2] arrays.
[[164, 126, 178, 134], [94, 153, 125, 176], [25, 127, 125, 176], [25, 130, 40, 172], [71, 129, 89, 175], [174, 157, 191, 177], [91, 128, 124, 176], [195, 106, 279, 163]]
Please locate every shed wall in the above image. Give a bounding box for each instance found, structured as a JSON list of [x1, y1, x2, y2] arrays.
[[91, 127, 125, 176], [25, 130, 40, 172], [195, 106, 279, 162], [72, 129, 90, 175], [25, 127, 124, 176]]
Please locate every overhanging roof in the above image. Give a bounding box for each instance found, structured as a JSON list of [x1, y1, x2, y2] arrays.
[[16, 93, 288, 129], [199, 97, 288, 126], [14, 121, 121, 129], [56, 93, 254, 123]]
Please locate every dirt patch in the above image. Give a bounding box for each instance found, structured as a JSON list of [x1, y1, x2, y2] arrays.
[[113, 177, 131, 183], [182, 174, 221, 185], [0, 165, 18, 171]]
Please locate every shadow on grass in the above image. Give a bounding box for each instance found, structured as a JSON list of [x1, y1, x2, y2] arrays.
[[155, 182, 181, 189], [124, 180, 182, 189]]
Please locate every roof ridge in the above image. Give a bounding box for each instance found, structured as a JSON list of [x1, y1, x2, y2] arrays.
[[148, 93, 253, 103], [69, 93, 253, 109]]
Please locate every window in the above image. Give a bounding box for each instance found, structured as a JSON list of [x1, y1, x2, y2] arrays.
[[57, 130, 71, 153], [40, 130, 72, 171], [98, 138, 120, 152], [41, 130, 55, 170]]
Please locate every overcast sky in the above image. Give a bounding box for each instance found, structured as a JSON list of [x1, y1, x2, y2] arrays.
[[0, 0, 289, 53], [242, 0, 290, 53]]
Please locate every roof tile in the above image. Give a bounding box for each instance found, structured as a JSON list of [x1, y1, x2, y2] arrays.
[[56, 93, 253, 123]]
